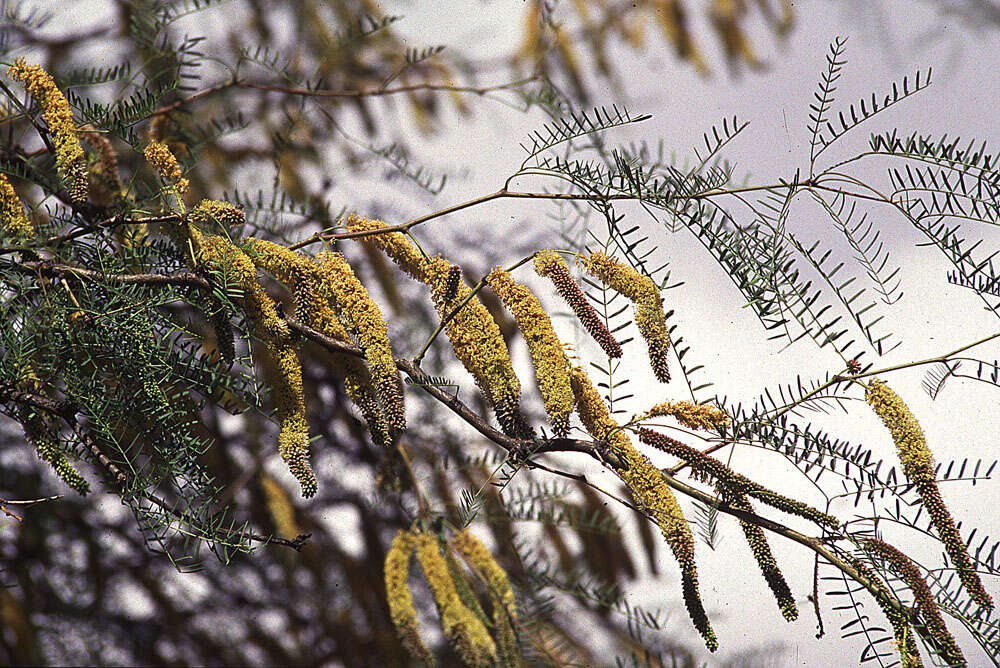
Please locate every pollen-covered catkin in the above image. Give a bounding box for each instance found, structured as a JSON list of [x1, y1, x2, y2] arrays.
[[415, 532, 498, 667], [845, 553, 923, 668], [384, 530, 434, 664], [6, 60, 87, 203], [866, 379, 993, 611], [486, 267, 574, 437], [533, 250, 622, 358], [20, 408, 90, 495], [144, 139, 189, 195], [582, 251, 672, 382], [259, 474, 300, 539], [570, 366, 717, 652], [638, 400, 730, 432], [190, 199, 245, 231], [0, 173, 32, 239], [863, 538, 965, 666], [345, 215, 529, 438]]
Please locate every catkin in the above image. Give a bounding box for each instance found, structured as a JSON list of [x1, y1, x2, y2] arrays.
[[6, 60, 87, 203], [20, 407, 90, 495], [637, 400, 730, 432], [415, 532, 498, 667], [486, 267, 574, 438], [384, 530, 434, 664], [533, 250, 622, 358], [863, 538, 965, 666], [260, 473, 300, 539], [845, 553, 923, 668], [582, 251, 672, 382], [866, 379, 993, 611], [345, 215, 530, 439], [0, 173, 32, 239], [79, 127, 122, 205], [570, 366, 717, 652], [144, 139, 189, 195]]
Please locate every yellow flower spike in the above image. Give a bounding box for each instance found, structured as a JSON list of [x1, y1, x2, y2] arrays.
[[415, 532, 498, 667], [384, 530, 435, 665], [486, 267, 574, 438], [345, 215, 530, 439], [636, 400, 730, 432], [317, 251, 406, 433], [0, 173, 33, 239], [451, 528, 518, 618], [190, 199, 245, 231], [260, 473, 300, 539], [533, 250, 621, 359], [6, 60, 87, 204], [569, 366, 718, 652], [845, 554, 923, 668], [866, 379, 993, 611], [582, 251, 672, 383], [144, 139, 189, 195], [863, 538, 965, 666], [19, 408, 89, 495]]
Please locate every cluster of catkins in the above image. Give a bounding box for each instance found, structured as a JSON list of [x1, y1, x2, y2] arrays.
[[384, 527, 519, 667]]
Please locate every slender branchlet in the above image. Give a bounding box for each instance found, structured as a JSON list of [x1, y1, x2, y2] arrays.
[[0, 173, 32, 239], [6, 60, 87, 203], [636, 427, 840, 528], [635, 400, 730, 431], [582, 251, 671, 382], [259, 473, 300, 539], [844, 553, 924, 668], [78, 127, 122, 205], [193, 233, 317, 496], [725, 488, 797, 620], [317, 251, 406, 433], [533, 250, 622, 358], [863, 537, 966, 666], [486, 267, 574, 437], [345, 215, 530, 438], [384, 530, 435, 664], [415, 532, 499, 667], [144, 139, 190, 195], [569, 366, 717, 652], [866, 379, 993, 611]]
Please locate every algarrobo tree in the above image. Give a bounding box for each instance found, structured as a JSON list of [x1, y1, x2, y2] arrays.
[[1, 2, 999, 666]]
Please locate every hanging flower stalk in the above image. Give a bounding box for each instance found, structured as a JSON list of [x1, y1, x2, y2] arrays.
[[533, 250, 622, 358], [384, 530, 434, 664], [486, 267, 574, 438], [844, 553, 923, 668], [570, 365, 717, 652], [636, 427, 839, 528], [863, 537, 965, 666], [345, 215, 530, 438], [415, 532, 499, 667], [866, 379, 993, 611], [6, 60, 87, 204], [451, 528, 519, 665], [242, 236, 395, 447], [581, 251, 672, 382], [0, 173, 32, 239]]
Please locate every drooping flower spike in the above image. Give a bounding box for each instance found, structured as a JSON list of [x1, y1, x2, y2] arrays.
[[0, 173, 32, 239], [844, 553, 923, 668], [383, 530, 434, 664]]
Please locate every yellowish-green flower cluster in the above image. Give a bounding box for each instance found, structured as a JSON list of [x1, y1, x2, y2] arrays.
[[0, 173, 32, 239], [636, 427, 839, 528], [242, 236, 397, 447], [845, 553, 923, 668], [384, 530, 434, 664], [345, 215, 530, 438], [486, 267, 574, 437], [318, 251, 406, 432], [534, 250, 622, 359], [866, 379, 993, 611], [637, 400, 730, 432], [188, 231, 316, 496], [863, 537, 965, 666], [79, 127, 122, 206], [190, 199, 245, 231], [415, 532, 498, 667], [144, 139, 189, 195], [260, 473, 301, 539], [20, 407, 90, 495], [582, 251, 672, 382], [6, 60, 87, 204], [570, 365, 717, 652]]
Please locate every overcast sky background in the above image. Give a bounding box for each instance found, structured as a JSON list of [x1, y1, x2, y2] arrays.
[[24, 1, 1000, 665]]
